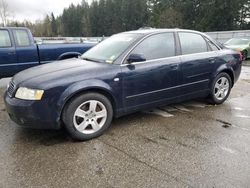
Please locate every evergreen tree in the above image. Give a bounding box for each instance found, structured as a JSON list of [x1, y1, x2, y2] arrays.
[[6, 0, 250, 37], [51, 13, 57, 36]]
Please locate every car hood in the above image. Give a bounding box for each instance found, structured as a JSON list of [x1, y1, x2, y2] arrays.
[[224, 45, 248, 51], [13, 58, 116, 89]]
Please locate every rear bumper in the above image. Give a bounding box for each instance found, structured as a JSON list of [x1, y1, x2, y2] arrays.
[[233, 60, 242, 84], [4, 92, 61, 130]]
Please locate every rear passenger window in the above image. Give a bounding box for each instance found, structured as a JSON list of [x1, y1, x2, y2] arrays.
[[206, 38, 219, 51], [179, 32, 208, 55], [13, 30, 30, 46], [0, 30, 11, 47], [131, 33, 176, 61]]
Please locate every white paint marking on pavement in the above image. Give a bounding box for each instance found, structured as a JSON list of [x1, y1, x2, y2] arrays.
[[183, 101, 207, 108], [160, 106, 178, 112], [219, 146, 237, 154], [172, 104, 192, 112], [143, 109, 174, 118], [232, 107, 245, 111], [235, 115, 250, 119], [231, 124, 250, 131]]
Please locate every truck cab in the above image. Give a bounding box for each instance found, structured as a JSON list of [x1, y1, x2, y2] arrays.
[[0, 27, 96, 78]]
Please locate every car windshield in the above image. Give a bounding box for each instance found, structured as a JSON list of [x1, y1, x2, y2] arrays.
[[225, 38, 250, 45], [81, 33, 141, 64]]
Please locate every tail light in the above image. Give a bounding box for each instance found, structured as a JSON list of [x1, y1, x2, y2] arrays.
[[238, 51, 243, 61]]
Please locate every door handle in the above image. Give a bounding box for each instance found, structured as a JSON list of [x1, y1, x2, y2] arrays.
[[208, 58, 216, 64], [170, 64, 179, 70]]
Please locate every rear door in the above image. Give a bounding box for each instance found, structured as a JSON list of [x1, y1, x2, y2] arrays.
[[121, 32, 181, 111], [12, 29, 39, 73], [178, 32, 219, 94], [0, 29, 17, 77]]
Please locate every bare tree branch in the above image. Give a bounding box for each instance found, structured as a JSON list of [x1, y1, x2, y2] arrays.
[[0, 0, 9, 26]]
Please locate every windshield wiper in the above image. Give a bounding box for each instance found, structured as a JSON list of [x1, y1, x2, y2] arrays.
[[81, 57, 98, 62], [81, 57, 102, 63]]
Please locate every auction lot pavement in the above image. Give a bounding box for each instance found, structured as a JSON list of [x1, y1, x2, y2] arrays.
[[0, 66, 250, 188]]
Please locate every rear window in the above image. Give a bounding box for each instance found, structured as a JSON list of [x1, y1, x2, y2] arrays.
[[0, 30, 11, 48], [179, 32, 208, 55], [13, 29, 30, 47]]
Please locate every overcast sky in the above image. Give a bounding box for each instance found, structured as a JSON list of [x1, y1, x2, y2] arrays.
[[7, 0, 93, 22]]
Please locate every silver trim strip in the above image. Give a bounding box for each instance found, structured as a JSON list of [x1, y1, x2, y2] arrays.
[[126, 79, 209, 99], [121, 50, 218, 67], [121, 56, 180, 66]]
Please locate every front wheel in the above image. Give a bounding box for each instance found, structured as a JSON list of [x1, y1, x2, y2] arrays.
[[209, 72, 232, 105], [62, 93, 113, 141]]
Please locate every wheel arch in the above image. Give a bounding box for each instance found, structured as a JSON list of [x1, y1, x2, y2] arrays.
[[57, 52, 82, 60], [219, 69, 234, 86], [213, 66, 235, 87], [57, 82, 118, 124]]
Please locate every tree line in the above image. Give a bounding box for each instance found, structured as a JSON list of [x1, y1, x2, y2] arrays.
[[4, 0, 250, 37]]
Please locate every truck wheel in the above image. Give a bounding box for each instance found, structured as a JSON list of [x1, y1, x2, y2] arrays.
[[62, 93, 113, 141], [209, 72, 232, 105]]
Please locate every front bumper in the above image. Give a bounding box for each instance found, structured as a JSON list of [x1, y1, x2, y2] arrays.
[[4, 92, 61, 130]]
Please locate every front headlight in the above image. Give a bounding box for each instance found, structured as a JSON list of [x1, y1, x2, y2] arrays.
[[15, 87, 44, 100]]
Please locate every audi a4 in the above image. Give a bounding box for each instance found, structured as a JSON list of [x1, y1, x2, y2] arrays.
[[4, 29, 242, 140]]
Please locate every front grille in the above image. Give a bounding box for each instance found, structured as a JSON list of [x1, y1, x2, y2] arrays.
[[7, 81, 16, 97]]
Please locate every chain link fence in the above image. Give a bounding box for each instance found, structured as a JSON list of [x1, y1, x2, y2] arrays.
[[34, 30, 250, 44], [206, 30, 250, 43]]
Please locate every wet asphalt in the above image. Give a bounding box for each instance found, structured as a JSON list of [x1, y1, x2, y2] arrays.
[[0, 65, 250, 188]]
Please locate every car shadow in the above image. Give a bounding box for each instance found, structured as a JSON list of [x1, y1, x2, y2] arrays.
[[15, 128, 72, 146]]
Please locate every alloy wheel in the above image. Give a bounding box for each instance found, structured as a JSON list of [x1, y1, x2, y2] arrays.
[[73, 100, 107, 134], [214, 77, 230, 101]]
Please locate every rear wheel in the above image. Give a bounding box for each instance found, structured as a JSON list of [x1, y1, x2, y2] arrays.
[[62, 93, 113, 141], [209, 72, 232, 105]]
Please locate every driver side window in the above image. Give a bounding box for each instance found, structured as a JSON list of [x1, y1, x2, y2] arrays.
[[131, 33, 176, 61]]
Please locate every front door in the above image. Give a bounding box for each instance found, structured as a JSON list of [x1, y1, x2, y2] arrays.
[[12, 29, 39, 73], [121, 32, 181, 111], [0, 29, 17, 77]]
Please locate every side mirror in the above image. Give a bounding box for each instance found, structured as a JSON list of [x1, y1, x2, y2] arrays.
[[127, 53, 146, 63]]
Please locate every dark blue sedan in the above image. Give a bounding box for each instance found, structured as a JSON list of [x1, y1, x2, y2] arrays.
[[4, 29, 242, 140]]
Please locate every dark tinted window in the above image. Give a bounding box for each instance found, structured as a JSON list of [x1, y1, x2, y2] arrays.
[[0, 30, 11, 47], [13, 30, 30, 46], [179, 32, 208, 55], [131, 33, 175, 61]]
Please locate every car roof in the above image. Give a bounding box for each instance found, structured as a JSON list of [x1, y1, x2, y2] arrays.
[[123, 28, 205, 36]]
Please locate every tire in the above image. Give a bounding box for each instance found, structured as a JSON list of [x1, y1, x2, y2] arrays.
[[62, 92, 113, 141], [209, 72, 232, 105], [242, 50, 248, 61]]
